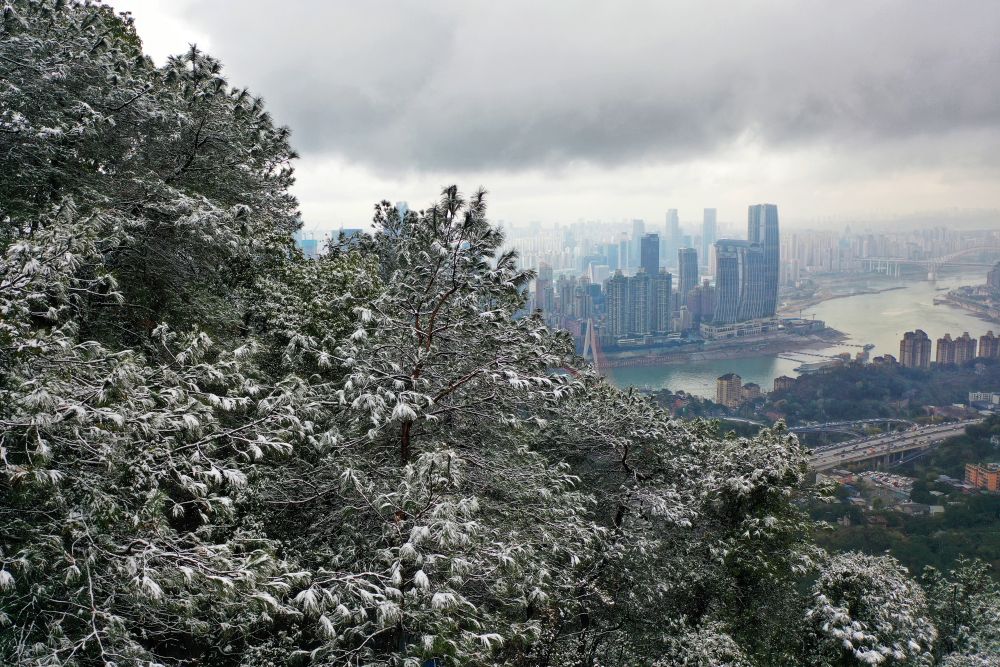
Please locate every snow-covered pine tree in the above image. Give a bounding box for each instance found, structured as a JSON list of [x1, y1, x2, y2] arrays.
[[253, 188, 604, 665], [5, 3, 999, 665], [0, 0, 298, 348], [805, 552, 937, 665], [0, 211, 303, 663], [923, 559, 1000, 664]]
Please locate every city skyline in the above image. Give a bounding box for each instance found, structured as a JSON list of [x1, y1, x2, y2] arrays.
[[113, 1, 1000, 229]]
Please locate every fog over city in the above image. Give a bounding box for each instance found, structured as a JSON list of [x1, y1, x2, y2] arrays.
[[116, 1, 1000, 229]]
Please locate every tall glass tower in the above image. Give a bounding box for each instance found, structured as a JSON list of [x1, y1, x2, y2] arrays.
[[640, 233, 660, 277], [677, 247, 699, 301], [701, 208, 717, 271], [746, 204, 780, 318]]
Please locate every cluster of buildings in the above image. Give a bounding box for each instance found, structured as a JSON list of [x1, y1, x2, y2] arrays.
[[529, 204, 783, 348], [937, 260, 1000, 322], [715, 372, 764, 408], [818, 469, 945, 516], [896, 329, 1000, 368], [713, 372, 797, 409]]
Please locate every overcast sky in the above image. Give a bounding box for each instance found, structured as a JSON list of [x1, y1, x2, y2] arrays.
[[113, 1, 1000, 231]]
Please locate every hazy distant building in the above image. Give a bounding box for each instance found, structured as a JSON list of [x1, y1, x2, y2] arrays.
[[989, 261, 1000, 293], [678, 247, 699, 302], [899, 330, 931, 369], [716, 373, 743, 408], [665, 209, 681, 265], [294, 231, 319, 259], [702, 208, 717, 271], [631, 219, 646, 269], [641, 233, 660, 277], [536, 262, 554, 313], [605, 270, 629, 337], [980, 331, 1000, 359], [689, 279, 716, 326]]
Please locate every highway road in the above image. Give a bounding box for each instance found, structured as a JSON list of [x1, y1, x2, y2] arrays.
[[809, 419, 981, 470]]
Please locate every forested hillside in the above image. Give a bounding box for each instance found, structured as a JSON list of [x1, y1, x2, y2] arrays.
[[2, 3, 999, 665]]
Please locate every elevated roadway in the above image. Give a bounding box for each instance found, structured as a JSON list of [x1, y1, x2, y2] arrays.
[[809, 419, 981, 471]]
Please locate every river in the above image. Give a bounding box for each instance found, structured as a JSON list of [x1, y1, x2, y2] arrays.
[[607, 272, 995, 398]]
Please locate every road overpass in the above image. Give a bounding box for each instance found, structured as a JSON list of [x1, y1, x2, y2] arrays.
[[809, 419, 981, 471]]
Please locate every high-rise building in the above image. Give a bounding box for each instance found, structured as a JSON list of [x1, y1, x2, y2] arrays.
[[980, 331, 1000, 358], [572, 283, 592, 320], [712, 240, 755, 324], [955, 332, 978, 364], [678, 247, 699, 302], [641, 233, 660, 277], [899, 330, 931, 368], [716, 373, 743, 408], [631, 219, 646, 269], [702, 208, 717, 271], [772, 375, 796, 393], [686, 279, 716, 330], [652, 270, 673, 333], [936, 333, 956, 365], [605, 270, 629, 337], [628, 270, 652, 335], [536, 262, 554, 313], [710, 204, 780, 325], [741, 382, 762, 402], [746, 204, 780, 319], [618, 234, 630, 270]]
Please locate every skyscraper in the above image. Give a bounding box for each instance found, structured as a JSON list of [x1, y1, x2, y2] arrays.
[[936, 333, 956, 365], [955, 332, 977, 364], [640, 233, 660, 277], [712, 240, 751, 324], [605, 270, 629, 337], [631, 219, 646, 270], [980, 331, 1000, 358], [747, 204, 780, 318], [899, 330, 931, 368], [536, 262, 554, 313], [628, 270, 652, 335], [702, 208, 717, 271], [652, 269, 672, 333], [710, 205, 780, 325], [678, 247, 699, 302]]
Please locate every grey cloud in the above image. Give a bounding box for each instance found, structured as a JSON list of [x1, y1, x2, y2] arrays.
[[172, 1, 1000, 173]]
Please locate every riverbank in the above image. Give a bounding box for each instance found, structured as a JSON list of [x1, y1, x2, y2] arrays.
[[599, 327, 847, 369], [780, 285, 907, 314], [608, 272, 992, 397], [934, 293, 1000, 325]]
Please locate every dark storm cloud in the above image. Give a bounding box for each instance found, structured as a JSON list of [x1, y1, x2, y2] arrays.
[[179, 1, 1000, 172]]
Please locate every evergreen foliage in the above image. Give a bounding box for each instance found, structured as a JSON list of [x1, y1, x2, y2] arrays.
[[2, 2, 998, 665]]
